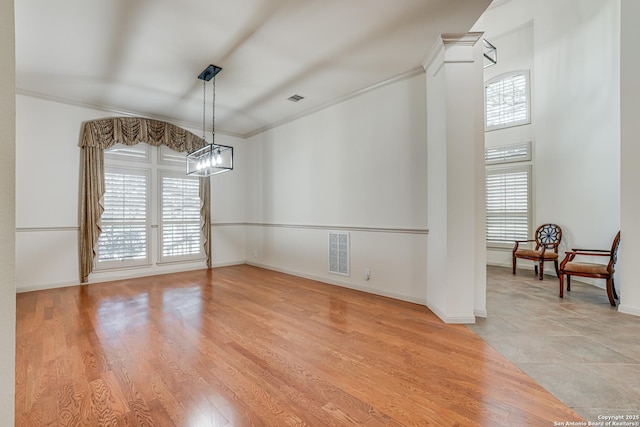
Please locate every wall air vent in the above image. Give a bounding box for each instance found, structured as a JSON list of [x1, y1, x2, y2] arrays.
[[328, 232, 349, 276], [287, 94, 305, 102]]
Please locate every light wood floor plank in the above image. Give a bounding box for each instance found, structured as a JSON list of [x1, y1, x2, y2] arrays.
[[16, 264, 584, 425]]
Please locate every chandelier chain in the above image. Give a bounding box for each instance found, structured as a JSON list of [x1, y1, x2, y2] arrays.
[[212, 76, 216, 144], [202, 79, 206, 141]]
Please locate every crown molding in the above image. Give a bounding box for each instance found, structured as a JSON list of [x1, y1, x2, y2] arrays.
[[243, 67, 426, 139], [15, 88, 245, 139], [17, 68, 426, 141]]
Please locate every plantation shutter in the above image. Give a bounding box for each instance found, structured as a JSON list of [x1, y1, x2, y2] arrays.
[[485, 71, 529, 130], [160, 173, 202, 260], [486, 166, 531, 246], [97, 168, 149, 264], [485, 141, 531, 165]]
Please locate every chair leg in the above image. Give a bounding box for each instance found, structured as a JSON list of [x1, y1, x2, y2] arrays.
[[567, 275, 571, 291], [559, 274, 564, 298], [538, 260, 544, 280], [512, 256, 516, 275], [554, 260, 560, 277], [612, 278, 619, 300], [606, 278, 617, 306], [534, 264, 538, 277]]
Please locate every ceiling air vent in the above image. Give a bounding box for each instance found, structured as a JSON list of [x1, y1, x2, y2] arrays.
[[287, 94, 305, 102]]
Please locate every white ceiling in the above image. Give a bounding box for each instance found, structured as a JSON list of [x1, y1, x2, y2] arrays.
[[15, 0, 491, 138]]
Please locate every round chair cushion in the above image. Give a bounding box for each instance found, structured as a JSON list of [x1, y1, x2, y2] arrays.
[[515, 249, 558, 259], [563, 262, 610, 275]]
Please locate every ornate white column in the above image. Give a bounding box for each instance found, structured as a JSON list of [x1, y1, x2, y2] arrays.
[[424, 33, 486, 323]]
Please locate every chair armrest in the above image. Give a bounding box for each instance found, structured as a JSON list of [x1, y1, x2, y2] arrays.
[[560, 250, 610, 269], [570, 248, 610, 253], [513, 239, 536, 252], [566, 251, 610, 257]]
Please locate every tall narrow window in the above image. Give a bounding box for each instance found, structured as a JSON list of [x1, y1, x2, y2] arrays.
[[486, 166, 531, 247], [159, 171, 203, 263], [97, 167, 150, 267], [485, 71, 530, 130], [485, 142, 532, 248]]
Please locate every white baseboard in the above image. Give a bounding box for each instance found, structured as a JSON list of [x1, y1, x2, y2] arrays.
[[617, 304, 640, 317], [17, 280, 80, 293], [425, 298, 476, 324], [212, 261, 246, 268], [245, 261, 426, 306], [474, 308, 488, 318]]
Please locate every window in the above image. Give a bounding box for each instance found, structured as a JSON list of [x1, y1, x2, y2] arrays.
[[95, 143, 204, 271], [97, 167, 150, 268], [159, 171, 202, 262], [485, 71, 530, 130], [485, 143, 532, 248]]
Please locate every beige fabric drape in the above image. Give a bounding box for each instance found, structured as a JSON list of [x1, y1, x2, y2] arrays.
[[78, 117, 210, 283], [78, 147, 105, 283], [200, 177, 212, 268]]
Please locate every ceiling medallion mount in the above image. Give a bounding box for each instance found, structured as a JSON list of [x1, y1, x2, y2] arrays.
[[198, 64, 222, 82]]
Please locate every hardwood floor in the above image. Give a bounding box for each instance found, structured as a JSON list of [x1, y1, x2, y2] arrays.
[[16, 265, 584, 426]]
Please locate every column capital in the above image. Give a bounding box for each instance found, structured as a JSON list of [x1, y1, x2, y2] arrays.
[[424, 32, 484, 71], [441, 32, 484, 47]]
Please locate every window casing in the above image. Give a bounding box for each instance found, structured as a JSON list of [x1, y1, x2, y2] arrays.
[[485, 71, 531, 131], [95, 143, 204, 271], [485, 142, 532, 249]]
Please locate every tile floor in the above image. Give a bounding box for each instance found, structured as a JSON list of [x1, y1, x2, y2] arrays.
[[468, 266, 640, 422]]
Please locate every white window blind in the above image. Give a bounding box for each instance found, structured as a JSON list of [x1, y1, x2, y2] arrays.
[[485, 141, 531, 165], [159, 172, 203, 262], [97, 168, 150, 266], [486, 166, 531, 247], [485, 71, 530, 130]]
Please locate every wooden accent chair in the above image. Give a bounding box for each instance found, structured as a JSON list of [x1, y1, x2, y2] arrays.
[[559, 231, 621, 306], [512, 224, 563, 280]]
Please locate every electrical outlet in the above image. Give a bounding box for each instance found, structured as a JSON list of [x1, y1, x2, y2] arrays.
[[253, 250, 258, 258], [364, 269, 370, 280]]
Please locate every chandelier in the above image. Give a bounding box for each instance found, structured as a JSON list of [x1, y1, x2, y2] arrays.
[[186, 64, 233, 176]]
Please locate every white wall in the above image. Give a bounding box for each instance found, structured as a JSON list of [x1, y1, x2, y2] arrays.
[[15, 95, 246, 291], [478, 0, 621, 283], [244, 72, 429, 304], [0, 0, 16, 423], [210, 136, 247, 267], [619, 0, 640, 316]]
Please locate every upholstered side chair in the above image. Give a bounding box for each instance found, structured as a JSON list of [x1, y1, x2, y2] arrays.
[[512, 223, 563, 280], [559, 231, 621, 306]]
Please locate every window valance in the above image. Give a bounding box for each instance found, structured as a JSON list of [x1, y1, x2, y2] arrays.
[[79, 116, 205, 152]]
